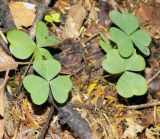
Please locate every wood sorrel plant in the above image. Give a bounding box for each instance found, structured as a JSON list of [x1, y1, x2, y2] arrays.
[[99, 10, 151, 98], [7, 21, 72, 105]]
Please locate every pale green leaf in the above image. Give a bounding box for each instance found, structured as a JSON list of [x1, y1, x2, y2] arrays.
[[98, 39, 112, 53], [44, 13, 60, 23], [23, 75, 49, 105], [34, 48, 53, 61], [33, 59, 61, 81], [7, 30, 36, 59], [51, 13, 60, 23], [36, 21, 48, 47], [116, 71, 147, 98], [42, 36, 61, 47], [36, 21, 61, 47], [50, 76, 72, 103], [130, 30, 151, 56], [125, 50, 145, 71], [99, 32, 110, 43], [109, 10, 139, 35], [44, 14, 53, 23], [109, 27, 134, 57], [102, 49, 125, 74]]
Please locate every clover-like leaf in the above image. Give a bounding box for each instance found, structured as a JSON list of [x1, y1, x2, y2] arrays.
[[44, 14, 53, 23], [109, 10, 139, 35], [7, 30, 36, 59], [50, 76, 72, 103], [33, 59, 61, 81], [36, 21, 61, 47], [116, 71, 147, 98], [44, 13, 60, 23], [109, 27, 134, 57], [51, 13, 61, 22], [23, 75, 49, 105], [126, 50, 145, 71], [130, 30, 151, 56], [102, 49, 125, 74], [34, 48, 53, 61]]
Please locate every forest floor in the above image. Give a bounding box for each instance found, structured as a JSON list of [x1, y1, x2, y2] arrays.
[[0, 0, 160, 139]]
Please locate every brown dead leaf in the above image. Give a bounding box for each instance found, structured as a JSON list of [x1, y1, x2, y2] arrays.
[[86, 2, 98, 26], [135, 2, 160, 39], [22, 99, 40, 128], [4, 110, 15, 138], [9, 2, 36, 29], [63, 2, 87, 38], [123, 117, 145, 139], [0, 49, 18, 71], [145, 127, 159, 139], [0, 79, 5, 139], [145, 68, 160, 94]]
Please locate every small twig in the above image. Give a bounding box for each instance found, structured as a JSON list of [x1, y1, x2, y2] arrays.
[[126, 101, 160, 110], [70, 102, 107, 113], [147, 69, 160, 85], [16, 62, 31, 65], [0, 70, 9, 90], [21, 56, 34, 79], [83, 33, 98, 44], [0, 37, 10, 54]]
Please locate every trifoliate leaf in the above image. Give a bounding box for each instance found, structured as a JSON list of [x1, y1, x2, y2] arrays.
[[33, 59, 61, 81], [44, 13, 60, 23], [50, 76, 72, 103], [116, 71, 147, 98], [23, 75, 49, 105], [7, 30, 36, 59]]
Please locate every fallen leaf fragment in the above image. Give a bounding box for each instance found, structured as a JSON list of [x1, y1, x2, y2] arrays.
[[123, 117, 145, 139], [135, 2, 160, 39], [63, 2, 87, 38], [0, 79, 5, 139], [9, 2, 36, 28], [145, 127, 159, 139], [87, 80, 99, 95], [86, 2, 98, 25], [0, 49, 18, 71]]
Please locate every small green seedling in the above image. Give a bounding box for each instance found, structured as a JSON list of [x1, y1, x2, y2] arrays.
[[44, 12, 61, 23], [7, 21, 72, 105], [99, 10, 151, 98], [109, 10, 151, 57]]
